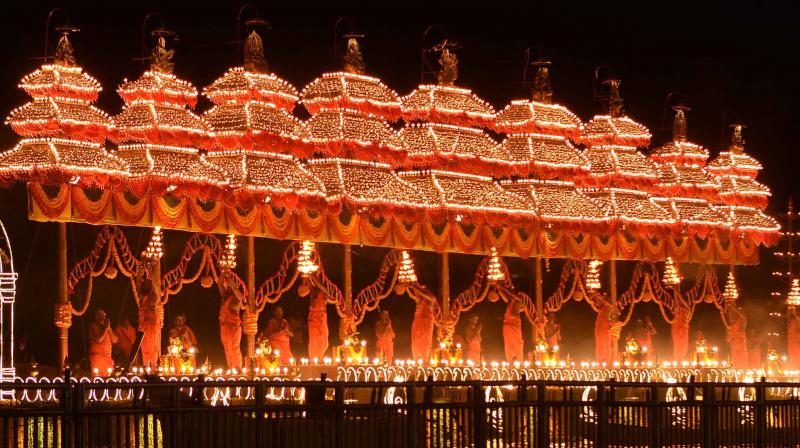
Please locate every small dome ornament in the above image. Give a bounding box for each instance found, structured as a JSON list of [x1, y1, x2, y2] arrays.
[[729, 123, 746, 154], [605, 78, 624, 118], [672, 104, 689, 142]]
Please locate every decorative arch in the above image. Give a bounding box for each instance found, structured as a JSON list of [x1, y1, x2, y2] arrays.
[[351, 249, 441, 326], [449, 255, 536, 324], [64, 226, 143, 318], [160, 233, 247, 305], [252, 241, 347, 318], [543, 260, 591, 313]]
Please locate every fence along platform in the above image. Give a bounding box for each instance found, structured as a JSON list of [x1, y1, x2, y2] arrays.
[[0, 378, 799, 447]]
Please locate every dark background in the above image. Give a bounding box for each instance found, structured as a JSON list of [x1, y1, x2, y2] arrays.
[[0, 2, 797, 369]]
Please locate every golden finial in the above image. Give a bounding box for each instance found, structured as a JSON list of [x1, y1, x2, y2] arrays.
[[150, 36, 175, 73], [729, 123, 746, 153], [605, 79, 624, 117], [672, 104, 690, 142], [343, 37, 365, 74], [244, 30, 269, 73], [54, 32, 76, 67], [437, 46, 459, 86], [531, 60, 553, 103]]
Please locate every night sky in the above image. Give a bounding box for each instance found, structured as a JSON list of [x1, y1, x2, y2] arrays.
[[0, 3, 798, 369]]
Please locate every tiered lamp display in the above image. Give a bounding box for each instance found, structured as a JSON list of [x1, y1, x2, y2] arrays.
[[706, 124, 779, 244], [111, 37, 228, 201], [0, 32, 126, 187]]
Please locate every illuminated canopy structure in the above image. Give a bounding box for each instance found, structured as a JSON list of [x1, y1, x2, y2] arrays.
[[0, 21, 782, 372]]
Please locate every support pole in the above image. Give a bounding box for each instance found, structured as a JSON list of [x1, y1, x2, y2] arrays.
[[609, 259, 617, 304], [534, 257, 544, 341], [440, 252, 450, 320], [339, 244, 353, 341], [57, 222, 68, 372], [246, 236, 256, 357]]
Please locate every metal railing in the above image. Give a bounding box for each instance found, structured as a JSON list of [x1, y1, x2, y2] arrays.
[[1, 377, 799, 447]]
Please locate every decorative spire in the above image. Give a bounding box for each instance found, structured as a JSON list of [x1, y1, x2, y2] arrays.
[[221, 234, 238, 269], [436, 47, 459, 86], [244, 30, 269, 73], [142, 227, 164, 260], [54, 32, 76, 67], [150, 36, 175, 73], [343, 37, 365, 75], [531, 60, 553, 103], [605, 79, 624, 118], [672, 105, 689, 142], [729, 123, 746, 154]]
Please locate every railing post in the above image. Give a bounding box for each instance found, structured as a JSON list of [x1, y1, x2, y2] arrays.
[[74, 382, 84, 448], [596, 380, 609, 448], [536, 380, 547, 448], [255, 382, 264, 447], [61, 368, 72, 447], [756, 377, 766, 448], [649, 384, 660, 448], [702, 382, 715, 448], [406, 380, 417, 448], [473, 383, 486, 446], [334, 384, 344, 448]]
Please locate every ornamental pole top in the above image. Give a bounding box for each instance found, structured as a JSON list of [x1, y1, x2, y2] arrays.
[[343, 35, 366, 75], [729, 123, 746, 154], [436, 43, 459, 86], [244, 30, 269, 73], [672, 104, 690, 142], [150, 35, 175, 73], [53, 29, 77, 67], [604, 78, 624, 118], [530, 59, 553, 104]]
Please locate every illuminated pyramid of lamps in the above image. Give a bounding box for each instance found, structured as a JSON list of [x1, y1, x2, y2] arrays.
[[662, 257, 681, 286], [397, 250, 417, 283], [723, 270, 739, 302], [221, 235, 237, 269], [142, 227, 164, 260], [486, 247, 505, 282], [0, 28, 126, 187], [297, 240, 318, 275], [787, 278, 800, 307], [772, 198, 800, 302], [586, 260, 602, 290]]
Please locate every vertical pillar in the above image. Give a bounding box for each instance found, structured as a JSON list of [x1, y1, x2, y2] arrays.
[[534, 257, 545, 341], [609, 259, 617, 303], [440, 252, 450, 320], [245, 236, 256, 357], [57, 222, 68, 372], [339, 244, 353, 341]]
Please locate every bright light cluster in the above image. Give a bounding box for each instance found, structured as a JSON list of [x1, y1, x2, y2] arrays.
[[787, 278, 800, 307], [662, 257, 681, 286], [723, 271, 739, 302], [486, 247, 505, 282], [397, 250, 417, 283], [493, 99, 582, 138], [141, 226, 164, 260], [586, 260, 602, 290], [300, 71, 401, 118], [401, 84, 495, 125], [297, 240, 318, 275], [221, 234, 237, 269]]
